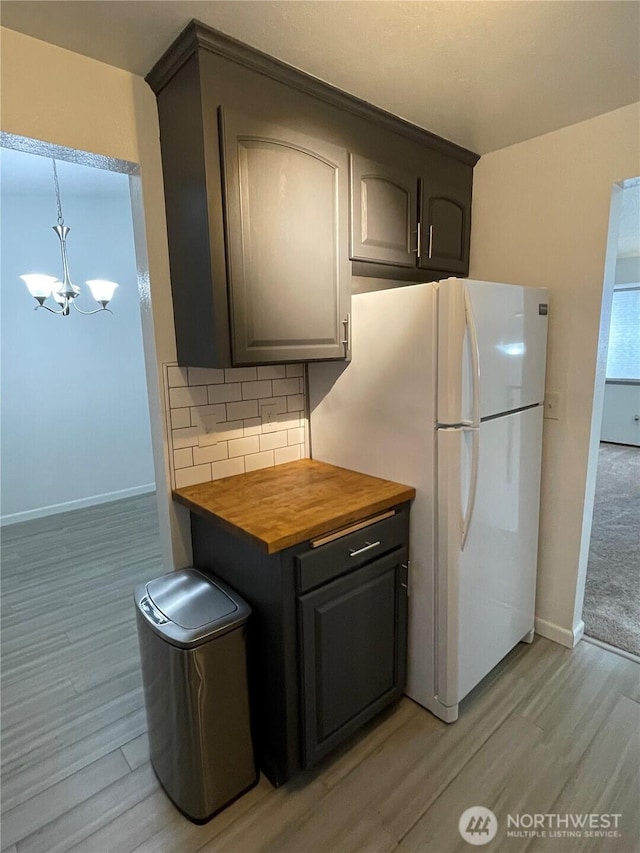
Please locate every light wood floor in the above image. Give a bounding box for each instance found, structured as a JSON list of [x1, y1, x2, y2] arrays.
[[2, 496, 639, 853]]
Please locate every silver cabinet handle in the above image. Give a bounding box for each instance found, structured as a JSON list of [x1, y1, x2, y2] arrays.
[[341, 314, 351, 349], [411, 224, 420, 254], [349, 540, 381, 557], [428, 224, 434, 259]]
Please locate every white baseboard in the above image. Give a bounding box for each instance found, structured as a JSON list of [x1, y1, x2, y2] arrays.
[[572, 619, 585, 645], [0, 484, 156, 527], [534, 617, 584, 649]]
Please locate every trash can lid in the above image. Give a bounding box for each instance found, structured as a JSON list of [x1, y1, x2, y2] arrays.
[[135, 569, 251, 648], [147, 570, 237, 630]]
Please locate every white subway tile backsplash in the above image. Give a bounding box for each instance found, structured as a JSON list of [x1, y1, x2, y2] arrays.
[[191, 403, 227, 425], [288, 427, 304, 445], [175, 464, 212, 488], [287, 394, 305, 412], [272, 377, 300, 397], [275, 444, 301, 465], [208, 383, 242, 404], [259, 431, 288, 451], [274, 412, 301, 432], [174, 448, 194, 469], [242, 380, 273, 400], [228, 435, 260, 458], [167, 366, 188, 387], [169, 385, 208, 409], [172, 427, 200, 449], [193, 442, 229, 466], [224, 367, 257, 383], [213, 457, 245, 480], [259, 396, 288, 415], [245, 450, 275, 472], [227, 399, 259, 421], [189, 367, 224, 386], [244, 417, 262, 436], [257, 365, 287, 380], [171, 407, 191, 429], [165, 361, 307, 488], [215, 420, 245, 442]]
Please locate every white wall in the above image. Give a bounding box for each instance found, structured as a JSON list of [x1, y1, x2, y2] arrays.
[[1, 181, 155, 521], [470, 103, 640, 646], [0, 27, 188, 568]]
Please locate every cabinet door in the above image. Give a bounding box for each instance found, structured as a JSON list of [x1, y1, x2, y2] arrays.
[[299, 548, 408, 767], [350, 155, 418, 267], [220, 108, 351, 365], [418, 171, 472, 275]]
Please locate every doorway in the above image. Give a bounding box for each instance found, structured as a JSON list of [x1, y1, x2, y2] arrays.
[[1, 147, 156, 522], [0, 138, 167, 845], [581, 179, 640, 659]]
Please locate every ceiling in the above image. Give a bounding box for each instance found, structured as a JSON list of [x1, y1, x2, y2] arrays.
[[1, 1, 638, 154]]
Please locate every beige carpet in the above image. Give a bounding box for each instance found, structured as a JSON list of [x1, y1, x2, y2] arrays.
[[583, 442, 640, 657]]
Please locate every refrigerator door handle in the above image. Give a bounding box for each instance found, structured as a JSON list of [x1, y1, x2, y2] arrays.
[[463, 285, 481, 427], [461, 427, 480, 550]]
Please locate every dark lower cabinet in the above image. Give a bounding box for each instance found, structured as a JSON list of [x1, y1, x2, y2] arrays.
[[190, 502, 410, 786], [299, 549, 408, 767]]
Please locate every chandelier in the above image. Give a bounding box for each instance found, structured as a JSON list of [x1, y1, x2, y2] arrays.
[[20, 159, 118, 316]]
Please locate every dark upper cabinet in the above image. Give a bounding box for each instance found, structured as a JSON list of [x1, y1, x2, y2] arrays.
[[220, 109, 351, 365], [418, 172, 472, 275], [147, 21, 479, 365], [349, 153, 472, 277], [349, 154, 418, 268]]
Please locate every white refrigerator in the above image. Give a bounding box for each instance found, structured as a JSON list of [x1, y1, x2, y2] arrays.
[[308, 278, 548, 722]]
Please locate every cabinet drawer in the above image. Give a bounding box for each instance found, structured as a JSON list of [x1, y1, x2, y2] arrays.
[[297, 506, 408, 593]]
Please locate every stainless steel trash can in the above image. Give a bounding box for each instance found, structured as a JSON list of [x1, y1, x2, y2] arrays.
[[134, 568, 257, 823]]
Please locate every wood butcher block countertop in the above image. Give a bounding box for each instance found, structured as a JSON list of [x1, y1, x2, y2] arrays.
[[173, 459, 415, 554]]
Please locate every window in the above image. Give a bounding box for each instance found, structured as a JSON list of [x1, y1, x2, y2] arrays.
[[606, 286, 640, 381]]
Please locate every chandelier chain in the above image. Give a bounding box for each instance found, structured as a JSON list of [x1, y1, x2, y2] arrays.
[[52, 159, 64, 227]]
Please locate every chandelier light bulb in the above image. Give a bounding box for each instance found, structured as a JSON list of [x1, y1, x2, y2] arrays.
[[86, 279, 119, 307], [19, 274, 58, 302]]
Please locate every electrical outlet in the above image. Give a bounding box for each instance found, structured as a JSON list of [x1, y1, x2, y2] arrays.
[[193, 411, 218, 447], [261, 402, 280, 433], [544, 391, 562, 420]]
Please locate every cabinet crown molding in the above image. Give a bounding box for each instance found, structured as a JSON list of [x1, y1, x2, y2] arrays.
[[146, 19, 480, 167]]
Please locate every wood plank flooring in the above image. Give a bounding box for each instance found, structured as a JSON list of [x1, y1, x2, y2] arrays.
[[2, 495, 639, 852]]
